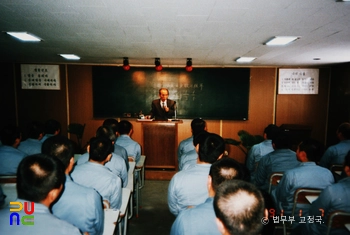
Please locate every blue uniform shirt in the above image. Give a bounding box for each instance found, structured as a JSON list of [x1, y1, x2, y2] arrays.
[[170, 197, 220, 235], [52, 175, 104, 235], [71, 161, 122, 210], [0, 146, 27, 175]]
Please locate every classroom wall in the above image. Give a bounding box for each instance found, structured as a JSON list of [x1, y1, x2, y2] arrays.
[[1, 62, 340, 165]]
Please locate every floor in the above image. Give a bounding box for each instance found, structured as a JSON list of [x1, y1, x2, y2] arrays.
[[127, 180, 175, 235]]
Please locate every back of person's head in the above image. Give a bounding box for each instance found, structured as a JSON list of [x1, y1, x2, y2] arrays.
[[191, 118, 207, 136], [198, 133, 225, 163], [214, 180, 265, 235], [264, 124, 280, 140], [103, 119, 119, 133], [337, 122, 350, 139], [96, 125, 116, 142], [344, 150, 350, 168], [272, 130, 290, 149], [0, 124, 21, 146], [209, 157, 250, 192], [118, 120, 132, 135], [89, 137, 113, 162], [16, 153, 65, 203], [42, 135, 74, 169], [44, 119, 61, 135], [26, 121, 44, 139], [298, 138, 324, 162]]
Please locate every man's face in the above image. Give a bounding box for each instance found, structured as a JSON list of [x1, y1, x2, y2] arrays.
[[159, 89, 169, 102]]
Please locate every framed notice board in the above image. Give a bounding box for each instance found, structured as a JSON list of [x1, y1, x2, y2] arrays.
[[92, 67, 250, 120]]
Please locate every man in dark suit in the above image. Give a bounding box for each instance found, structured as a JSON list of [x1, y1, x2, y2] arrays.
[[150, 88, 176, 120]]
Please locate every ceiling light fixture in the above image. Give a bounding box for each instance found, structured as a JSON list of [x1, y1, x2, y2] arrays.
[[6, 32, 41, 42], [155, 58, 162, 71], [123, 57, 130, 71], [59, 54, 80, 60], [235, 57, 256, 63], [265, 36, 299, 46], [185, 58, 193, 72]]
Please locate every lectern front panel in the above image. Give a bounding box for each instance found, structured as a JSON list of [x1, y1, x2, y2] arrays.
[[142, 122, 177, 170]]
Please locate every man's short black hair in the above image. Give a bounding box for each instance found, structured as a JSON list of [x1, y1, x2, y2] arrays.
[[191, 118, 206, 136], [298, 138, 325, 162], [209, 157, 250, 192], [264, 124, 280, 140], [214, 180, 265, 235], [96, 126, 116, 142], [118, 120, 132, 135], [89, 137, 113, 162], [16, 154, 65, 202], [198, 133, 225, 163], [0, 124, 21, 146], [337, 122, 350, 139], [42, 135, 74, 169], [44, 119, 61, 135], [272, 130, 290, 149], [103, 119, 119, 133], [26, 121, 44, 139]]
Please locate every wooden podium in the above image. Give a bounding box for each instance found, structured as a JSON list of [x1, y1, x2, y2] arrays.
[[139, 120, 182, 179]]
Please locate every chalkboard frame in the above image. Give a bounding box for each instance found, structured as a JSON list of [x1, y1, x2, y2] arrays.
[[92, 66, 250, 120]]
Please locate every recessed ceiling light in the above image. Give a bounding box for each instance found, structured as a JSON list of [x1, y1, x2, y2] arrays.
[[313, 58, 321, 60], [6, 32, 41, 42], [235, 57, 256, 63], [265, 36, 299, 46], [59, 54, 81, 60]]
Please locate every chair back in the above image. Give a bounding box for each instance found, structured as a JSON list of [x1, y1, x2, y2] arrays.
[[67, 123, 86, 152], [268, 172, 283, 193], [330, 164, 343, 182], [291, 188, 322, 215], [326, 211, 350, 235]]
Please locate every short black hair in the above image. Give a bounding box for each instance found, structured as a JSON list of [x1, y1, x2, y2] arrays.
[[26, 121, 44, 139], [191, 118, 206, 136], [214, 180, 265, 235], [264, 124, 280, 140], [16, 154, 65, 202], [198, 133, 225, 163], [44, 119, 61, 135], [118, 120, 132, 135], [209, 157, 250, 192], [103, 119, 119, 133], [298, 138, 324, 162], [0, 124, 21, 146], [272, 130, 290, 149], [42, 135, 74, 169], [344, 150, 350, 168], [337, 122, 350, 139], [96, 125, 116, 142], [89, 137, 113, 162]]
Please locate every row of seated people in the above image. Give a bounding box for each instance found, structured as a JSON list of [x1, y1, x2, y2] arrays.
[[174, 119, 350, 235], [0, 118, 142, 235]]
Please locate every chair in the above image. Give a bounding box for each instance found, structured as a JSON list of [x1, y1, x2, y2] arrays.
[[330, 164, 343, 182], [268, 172, 283, 193], [326, 210, 350, 235], [67, 123, 86, 152], [135, 155, 146, 217], [283, 188, 322, 235], [0, 176, 18, 209]]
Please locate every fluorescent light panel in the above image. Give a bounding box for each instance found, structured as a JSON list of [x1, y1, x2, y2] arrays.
[[236, 57, 256, 63], [265, 36, 298, 46], [59, 54, 80, 60], [6, 32, 41, 42]]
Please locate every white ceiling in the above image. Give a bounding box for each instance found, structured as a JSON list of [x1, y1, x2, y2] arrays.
[[1, 0, 350, 67]]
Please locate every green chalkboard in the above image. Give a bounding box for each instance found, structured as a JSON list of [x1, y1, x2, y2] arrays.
[[92, 66, 250, 120]]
